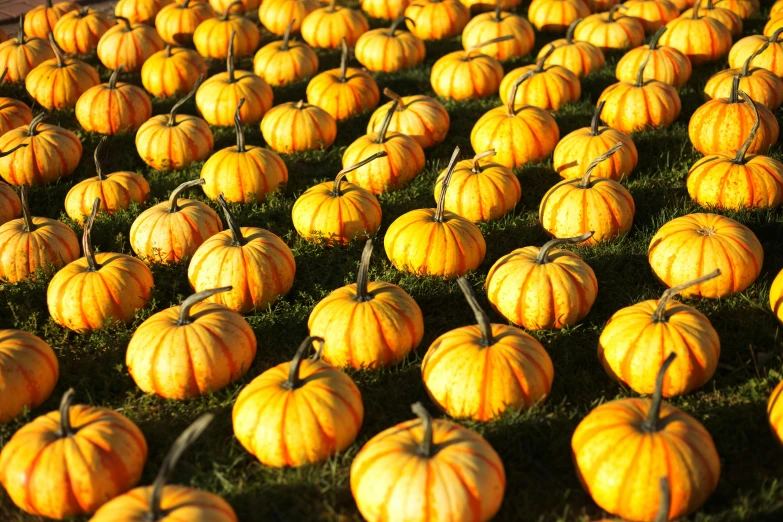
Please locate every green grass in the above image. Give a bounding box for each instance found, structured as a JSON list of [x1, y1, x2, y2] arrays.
[[2, 4, 783, 521]]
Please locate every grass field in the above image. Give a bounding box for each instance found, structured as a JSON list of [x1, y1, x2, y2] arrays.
[[3, 3, 783, 521]]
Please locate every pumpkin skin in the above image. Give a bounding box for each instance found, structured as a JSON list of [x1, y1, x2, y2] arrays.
[[253, 20, 319, 86], [366, 89, 449, 149], [681, 1, 742, 38], [24, 1, 80, 39], [351, 402, 506, 521], [261, 100, 337, 154], [301, 0, 369, 48], [771, 268, 783, 326], [573, 6, 646, 52], [460, 0, 521, 13], [648, 213, 763, 298], [461, 7, 535, 61], [0, 78, 33, 137], [729, 30, 783, 82], [141, 44, 208, 98], [623, 0, 678, 34], [75, 66, 153, 134], [355, 16, 426, 73], [572, 354, 721, 521], [0, 390, 147, 519], [537, 19, 605, 78], [658, 4, 732, 66], [527, 0, 591, 33], [713, 0, 758, 18], [362, 0, 411, 19], [769, 380, 783, 445], [193, 4, 261, 59], [766, 17, 783, 38], [25, 37, 100, 110], [0, 17, 56, 83], [233, 336, 364, 467], [96, 16, 164, 72], [155, 0, 215, 46], [115, 0, 174, 25], [432, 36, 515, 101], [774, 0, 783, 18], [130, 179, 223, 264], [259, 0, 320, 35], [127, 287, 257, 399], [211, 0, 260, 13], [499, 51, 581, 111], [309, 240, 424, 369], [0, 329, 58, 424], [615, 26, 692, 88], [403, 0, 470, 40], [0, 182, 21, 225], [52, 7, 115, 55]]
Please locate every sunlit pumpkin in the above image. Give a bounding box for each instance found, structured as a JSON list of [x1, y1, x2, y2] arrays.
[[96, 15, 164, 72], [403, 0, 470, 40], [141, 44, 208, 98], [259, 0, 320, 36], [24, 0, 79, 39], [431, 36, 513, 101], [253, 19, 319, 86], [0, 68, 32, 137], [301, 0, 369, 48], [362, 0, 411, 19], [0, 181, 21, 225], [193, 1, 260, 59], [52, 6, 115, 55], [499, 47, 581, 111], [366, 88, 449, 149], [623, 0, 678, 34], [461, 3, 535, 61], [537, 18, 605, 78], [658, 0, 732, 66], [681, 0, 742, 37], [155, 0, 215, 46], [766, 17, 783, 38], [729, 28, 783, 79], [713, 0, 758, 18], [115, 0, 174, 25], [75, 65, 152, 134], [260, 99, 337, 153], [615, 26, 692, 88], [0, 329, 58, 424], [573, 5, 646, 52], [354, 16, 426, 72], [25, 35, 100, 110], [768, 380, 783, 446], [527, 0, 590, 34], [773, 0, 783, 18], [0, 17, 56, 83]]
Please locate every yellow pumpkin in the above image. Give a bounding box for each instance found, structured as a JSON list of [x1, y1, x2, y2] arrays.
[[301, 0, 369, 48], [0, 17, 56, 83], [129, 179, 223, 264], [460, 0, 521, 13], [354, 16, 426, 72], [291, 152, 385, 246], [155, 0, 215, 46], [537, 18, 605, 78], [25, 35, 100, 110], [259, 0, 320, 36], [499, 47, 581, 111], [193, 1, 260, 59], [96, 15, 164, 72], [540, 143, 635, 244], [24, 0, 79, 39], [658, 0, 732, 66], [528, 0, 591, 33], [0, 68, 33, 137], [0, 181, 21, 225], [362, 0, 411, 19], [681, 0, 743, 37], [233, 336, 364, 467], [768, 380, 783, 445], [141, 44, 208, 98], [713, 0, 758, 18], [52, 6, 115, 55], [615, 26, 692, 88], [75, 65, 153, 134], [366, 89, 449, 149], [0, 329, 58, 424], [211, 0, 260, 13], [773, 0, 783, 18], [766, 17, 783, 38], [573, 5, 646, 52], [115, 0, 174, 25], [431, 35, 515, 101], [623, 0, 678, 34], [648, 213, 763, 298], [403, 0, 470, 40], [461, 3, 535, 61], [308, 240, 424, 369], [260, 99, 337, 153], [729, 28, 783, 78], [253, 19, 319, 86]]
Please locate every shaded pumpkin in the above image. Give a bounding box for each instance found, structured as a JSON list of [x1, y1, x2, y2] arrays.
[[0, 181, 21, 225], [536, 18, 605, 78], [362, 0, 411, 19], [713, 0, 758, 18], [25, 35, 100, 110], [772, 267, 783, 326], [622, 0, 678, 34], [141, 44, 208, 98], [75, 65, 152, 134], [615, 26, 692, 88], [259, 0, 320, 36], [728, 28, 783, 79], [52, 6, 115, 55], [573, 5, 646, 52], [769, 380, 783, 445], [403, 0, 470, 40], [115, 0, 174, 25], [301, 0, 369, 48], [681, 0, 743, 37], [461, 3, 535, 61], [499, 46, 581, 111], [24, 0, 79, 39], [260, 99, 337, 153], [210, 0, 260, 13], [253, 19, 319, 86], [584, 0, 622, 10], [96, 15, 164, 72], [155, 0, 215, 46], [0, 329, 58, 424], [366, 88, 449, 149], [0, 68, 33, 137], [193, 1, 260, 59], [459, 0, 521, 13], [0, 16, 56, 83], [431, 35, 515, 101], [658, 0, 732, 66], [527, 0, 591, 33], [354, 16, 426, 72]]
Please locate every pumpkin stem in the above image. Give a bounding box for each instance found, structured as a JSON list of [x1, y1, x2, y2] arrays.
[[168, 74, 203, 127], [607, 4, 623, 22], [471, 149, 495, 173], [565, 18, 581, 44], [383, 88, 406, 110], [165, 44, 172, 57], [217, 193, 246, 246], [705, 0, 713, 8], [115, 15, 132, 30], [434, 146, 461, 223], [56, 388, 76, 438], [183, 0, 192, 7], [48, 33, 65, 68], [648, 26, 666, 51], [107, 64, 124, 90], [634, 50, 653, 87], [328, 0, 337, 12], [168, 178, 205, 213], [534, 44, 556, 72], [469, 34, 515, 52], [0, 142, 28, 158], [281, 19, 295, 51], [692, 0, 701, 18], [284, 336, 324, 390], [296, 99, 305, 109], [651, 269, 721, 323], [535, 232, 594, 264], [221, 1, 242, 20], [654, 478, 671, 522], [227, 31, 236, 83], [411, 402, 434, 457], [339, 37, 348, 82], [457, 277, 493, 346], [506, 70, 535, 117], [354, 239, 374, 302], [388, 16, 413, 37], [577, 142, 623, 188], [94, 136, 107, 181], [177, 287, 233, 325], [741, 39, 771, 77], [332, 151, 388, 196], [78, 6, 89, 17], [46, 0, 52, 8], [375, 98, 399, 144], [734, 91, 760, 164], [27, 112, 48, 136], [641, 352, 677, 432], [728, 74, 740, 104], [772, 27, 783, 44], [494, 0, 502, 21], [590, 100, 605, 136], [19, 185, 35, 232], [0, 67, 8, 87], [234, 98, 247, 152], [148, 414, 215, 521], [18, 15, 25, 45], [83, 198, 101, 271]]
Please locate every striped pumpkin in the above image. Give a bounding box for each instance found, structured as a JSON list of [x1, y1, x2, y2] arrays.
[[499, 51, 581, 111], [75, 66, 152, 134], [0, 329, 58, 424], [537, 19, 605, 79], [193, 2, 260, 59], [253, 20, 319, 86], [155, 0, 215, 46], [300, 0, 369, 49], [354, 16, 425, 73], [769, 380, 783, 445], [260, 100, 336, 154], [52, 7, 115, 55], [615, 27, 691, 88], [527, 0, 589, 33], [366, 89, 449, 149], [657, 2, 731, 66], [259, 0, 320, 35], [0, 70, 33, 136], [729, 29, 783, 78], [141, 44, 207, 98], [96, 16, 164, 72], [404, 0, 469, 40], [24, 0, 79, 39], [0, 182, 21, 225], [114, 0, 174, 25], [25, 36, 100, 110], [0, 17, 56, 83], [461, 7, 534, 61]]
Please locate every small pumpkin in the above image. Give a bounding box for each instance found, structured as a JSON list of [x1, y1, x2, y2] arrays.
[[537, 18, 605, 78], [431, 36, 514, 101], [233, 336, 364, 467], [0, 68, 33, 137], [301, 0, 369, 49], [615, 26, 692, 88], [52, 6, 115, 55], [260, 99, 337, 153], [155, 0, 215, 46], [623, 0, 678, 34], [713, 0, 758, 18], [540, 143, 635, 244], [354, 16, 426, 73], [96, 15, 164, 72], [291, 152, 385, 246], [461, 2, 535, 61], [772, 267, 783, 326], [527, 0, 591, 34], [75, 65, 153, 134], [385, 147, 487, 279], [648, 212, 763, 298], [729, 28, 783, 79], [366, 88, 449, 149], [193, 1, 260, 59], [25, 35, 100, 110], [309, 240, 424, 369], [0, 185, 80, 282], [0, 181, 21, 225], [306, 38, 379, 120], [65, 137, 150, 222], [681, 0, 743, 37], [459, 0, 521, 13], [768, 380, 783, 446], [572, 354, 721, 521], [115, 0, 174, 25], [361, 0, 411, 19], [351, 402, 505, 521], [24, 0, 79, 39], [499, 46, 581, 111], [129, 178, 223, 263], [433, 149, 521, 222], [573, 5, 646, 52], [584, 0, 622, 10], [773, 0, 783, 18], [766, 17, 783, 38], [403, 0, 470, 40], [210, 0, 260, 13], [0, 389, 147, 519], [658, 0, 732, 66], [0, 16, 56, 83], [141, 44, 208, 98], [0, 329, 58, 424], [259, 0, 320, 36], [253, 19, 319, 86]]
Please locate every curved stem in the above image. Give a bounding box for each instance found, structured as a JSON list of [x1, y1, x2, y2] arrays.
[[115, 15, 132, 30], [168, 179, 205, 213], [411, 402, 434, 457], [471, 149, 495, 173], [281, 19, 295, 51], [590, 100, 605, 136], [734, 91, 759, 164], [635, 50, 653, 87], [27, 112, 48, 136], [651, 269, 721, 322], [457, 277, 493, 346], [741, 39, 771, 77], [165, 44, 172, 58], [18, 16, 25, 45], [534, 232, 594, 264], [20, 185, 35, 232], [0, 143, 28, 157], [434, 147, 461, 222], [648, 26, 666, 51], [641, 352, 677, 432], [227, 31, 236, 83], [311, 338, 325, 361], [469, 34, 515, 52], [221, 1, 242, 20], [108, 64, 123, 90], [78, 6, 89, 17], [375, 98, 399, 144], [94, 136, 107, 181], [354, 239, 373, 302], [577, 142, 623, 188], [0, 67, 8, 87], [234, 98, 246, 152], [388, 16, 413, 36], [606, 4, 622, 22], [692, 0, 701, 18], [494, 0, 502, 21], [83, 198, 100, 272], [383, 88, 406, 110], [217, 193, 246, 246], [535, 45, 556, 72], [328, 0, 337, 11], [654, 478, 671, 522], [182, 0, 192, 7], [168, 74, 203, 127], [48, 33, 64, 68], [706, 0, 713, 8], [284, 336, 324, 390], [507, 70, 534, 117], [728, 74, 741, 104], [332, 151, 388, 196], [565, 18, 581, 44], [177, 287, 233, 325], [56, 388, 76, 438], [772, 27, 783, 44], [339, 37, 348, 82]]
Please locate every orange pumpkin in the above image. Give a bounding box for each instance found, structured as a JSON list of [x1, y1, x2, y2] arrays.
[[52, 6, 115, 55], [461, 3, 535, 61], [729, 29, 783, 80], [768, 380, 783, 446], [25, 35, 100, 110], [537, 18, 605, 78], [648, 213, 763, 298], [291, 152, 385, 246], [584, 0, 622, 10], [0, 329, 58, 424], [96, 15, 164, 72], [766, 17, 783, 38], [573, 6, 646, 52], [0, 16, 56, 83], [713, 0, 758, 18], [210, 0, 260, 13], [253, 19, 319, 86], [431, 36, 514, 101], [681, 0, 743, 37], [623, 0, 678, 34], [233, 336, 364, 467], [527, 0, 591, 33], [499, 47, 581, 111], [403, 0, 470, 40], [259, 0, 320, 36], [301, 0, 369, 48], [0, 389, 147, 519], [130, 179, 223, 264], [773, 0, 783, 18], [362, 0, 411, 19], [658, 0, 732, 66], [615, 26, 692, 88], [260, 99, 337, 153], [155, 0, 215, 46], [141, 44, 208, 98], [354, 16, 426, 72], [0, 181, 21, 225], [0, 68, 32, 137], [366, 88, 449, 149], [115, 0, 174, 25], [24, 0, 79, 39], [193, 1, 260, 59], [75, 65, 153, 134], [460, 0, 521, 13]]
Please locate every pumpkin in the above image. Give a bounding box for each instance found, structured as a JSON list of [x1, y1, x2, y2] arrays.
[[351, 401, 505, 521], [65, 137, 150, 222], [431, 36, 513, 101], [597, 52, 681, 133], [772, 266, 783, 325], [0, 185, 80, 282], [211, 0, 260, 13], [0, 112, 82, 186], [259, 0, 320, 36], [461, 2, 535, 61], [572, 354, 721, 521], [301, 0, 369, 49], [260, 99, 337, 153], [615, 26, 692, 88], [25, 35, 100, 110], [366, 88, 449, 149], [713, 0, 758, 18], [623, 0, 678, 34], [193, 1, 260, 59], [599, 270, 721, 398], [0, 68, 32, 137], [773, 0, 783, 18], [291, 152, 385, 246], [403, 0, 470, 40], [52, 6, 114, 55], [658, 0, 732, 66], [195, 32, 273, 126], [648, 213, 763, 298], [573, 6, 646, 52], [584, 0, 622, 10], [233, 336, 364, 467], [115, 0, 174, 25], [342, 98, 425, 194], [306, 38, 379, 120], [433, 149, 520, 222], [308, 240, 424, 369], [96, 15, 164, 72], [354, 16, 426, 73], [362, 0, 411, 19], [0, 17, 56, 83], [136, 78, 215, 170], [155, 0, 215, 46], [769, 380, 783, 446], [554, 101, 638, 181], [0, 329, 58, 424], [681, 0, 743, 38], [766, 17, 783, 38], [471, 74, 560, 169], [75, 65, 153, 134], [0, 30, 5, 44], [729, 29, 783, 79], [24, 0, 79, 39], [129, 178, 223, 263], [0, 181, 21, 225], [689, 76, 779, 156], [253, 19, 319, 86], [499, 47, 581, 111], [540, 143, 635, 244], [527, 0, 591, 34], [537, 18, 605, 78], [48, 199, 154, 332], [385, 148, 487, 279], [91, 415, 238, 522], [141, 44, 208, 98]]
